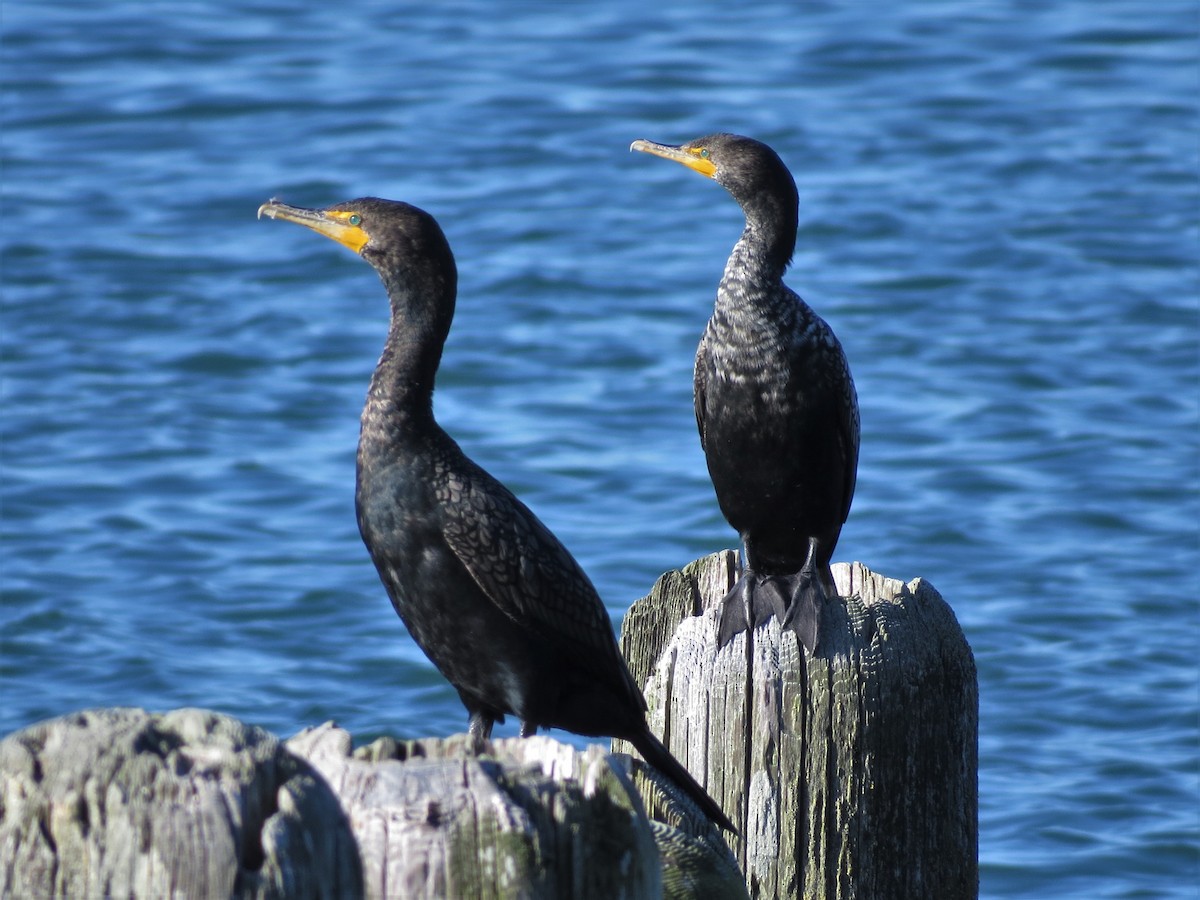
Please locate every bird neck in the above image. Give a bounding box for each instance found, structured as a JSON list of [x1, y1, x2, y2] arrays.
[[726, 167, 798, 274], [359, 270, 450, 452], [718, 226, 793, 315]]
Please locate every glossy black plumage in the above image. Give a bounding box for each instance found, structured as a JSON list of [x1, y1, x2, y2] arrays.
[[258, 196, 734, 832], [632, 133, 860, 654]]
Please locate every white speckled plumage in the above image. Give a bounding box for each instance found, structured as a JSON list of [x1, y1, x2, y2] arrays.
[[635, 133, 860, 654]]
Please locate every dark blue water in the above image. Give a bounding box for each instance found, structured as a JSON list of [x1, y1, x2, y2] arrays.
[[3, 1, 1196, 895]]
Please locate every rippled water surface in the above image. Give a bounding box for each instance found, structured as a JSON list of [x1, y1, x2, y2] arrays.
[[3, 1, 1197, 895]]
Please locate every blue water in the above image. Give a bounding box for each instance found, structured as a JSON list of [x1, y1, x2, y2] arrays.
[[2, 1, 1196, 895]]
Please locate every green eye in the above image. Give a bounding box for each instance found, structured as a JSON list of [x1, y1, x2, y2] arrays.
[[349, 214, 362, 226], [699, 149, 710, 159]]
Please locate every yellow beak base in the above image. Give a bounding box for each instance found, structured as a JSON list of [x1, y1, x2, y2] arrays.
[[630, 139, 717, 179], [258, 200, 370, 254]]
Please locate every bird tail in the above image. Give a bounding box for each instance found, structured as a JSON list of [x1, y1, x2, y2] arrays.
[[628, 728, 737, 833]]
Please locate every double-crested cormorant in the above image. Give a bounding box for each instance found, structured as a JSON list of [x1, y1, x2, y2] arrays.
[[631, 133, 859, 655], [258, 197, 734, 832]]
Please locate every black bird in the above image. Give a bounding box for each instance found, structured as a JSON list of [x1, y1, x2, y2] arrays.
[[631, 133, 859, 654], [258, 196, 734, 832]]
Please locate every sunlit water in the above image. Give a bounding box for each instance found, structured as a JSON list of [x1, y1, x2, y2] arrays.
[[2, 2, 1197, 896]]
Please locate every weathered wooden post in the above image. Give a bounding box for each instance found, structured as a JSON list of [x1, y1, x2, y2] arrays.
[[618, 551, 978, 900], [285, 723, 745, 899], [1, 708, 746, 899], [0, 708, 364, 898], [1, 553, 974, 899]]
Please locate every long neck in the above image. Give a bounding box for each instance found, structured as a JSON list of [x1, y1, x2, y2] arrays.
[[710, 189, 806, 365], [716, 221, 795, 323], [359, 267, 449, 458], [718, 174, 797, 298]]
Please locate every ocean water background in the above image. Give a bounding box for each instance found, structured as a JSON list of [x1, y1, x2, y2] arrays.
[[2, 1, 1196, 895]]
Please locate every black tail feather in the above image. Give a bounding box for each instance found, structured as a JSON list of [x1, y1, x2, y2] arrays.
[[629, 728, 737, 833]]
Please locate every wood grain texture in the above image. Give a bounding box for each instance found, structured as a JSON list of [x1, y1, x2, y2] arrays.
[[0, 552, 972, 899], [618, 552, 978, 900], [287, 724, 747, 900], [2, 709, 745, 899], [0, 707, 361, 899], [287, 724, 666, 899]]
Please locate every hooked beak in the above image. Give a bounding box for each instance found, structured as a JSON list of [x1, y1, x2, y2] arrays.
[[630, 139, 717, 179], [257, 199, 370, 255]]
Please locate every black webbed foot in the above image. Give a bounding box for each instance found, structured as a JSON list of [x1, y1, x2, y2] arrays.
[[717, 569, 791, 647], [716, 573, 753, 647], [716, 543, 833, 652], [776, 563, 825, 655]]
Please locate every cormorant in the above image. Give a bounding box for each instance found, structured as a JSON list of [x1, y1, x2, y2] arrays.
[[631, 133, 859, 655], [258, 196, 734, 832]]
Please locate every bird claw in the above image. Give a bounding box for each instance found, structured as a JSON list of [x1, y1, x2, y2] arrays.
[[716, 570, 788, 647], [716, 574, 753, 647], [716, 567, 825, 654], [777, 566, 824, 654]]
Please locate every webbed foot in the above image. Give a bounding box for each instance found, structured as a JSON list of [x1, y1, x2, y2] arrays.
[[777, 563, 825, 655], [716, 569, 790, 647]]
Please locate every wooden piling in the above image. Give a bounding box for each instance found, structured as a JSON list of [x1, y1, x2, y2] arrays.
[[1, 708, 745, 899], [618, 551, 978, 900], [1, 552, 974, 899]]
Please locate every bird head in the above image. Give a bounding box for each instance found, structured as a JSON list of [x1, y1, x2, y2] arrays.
[[259, 197, 453, 277], [258, 196, 457, 300], [631, 132, 795, 209], [630, 132, 799, 266]]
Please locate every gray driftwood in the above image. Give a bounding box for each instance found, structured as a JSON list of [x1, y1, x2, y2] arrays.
[[0, 707, 361, 899], [2, 553, 973, 899], [618, 551, 978, 900], [285, 723, 744, 899], [2, 709, 744, 899]]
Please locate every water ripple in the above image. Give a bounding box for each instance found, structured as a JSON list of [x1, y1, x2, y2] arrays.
[[2, 2, 1196, 896]]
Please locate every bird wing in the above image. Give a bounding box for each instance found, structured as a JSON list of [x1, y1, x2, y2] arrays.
[[837, 372, 860, 524], [822, 340, 860, 526], [693, 336, 711, 453], [786, 298, 861, 528], [440, 458, 629, 672]]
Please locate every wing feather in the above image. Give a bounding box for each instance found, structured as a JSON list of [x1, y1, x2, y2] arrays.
[[439, 458, 628, 676]]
